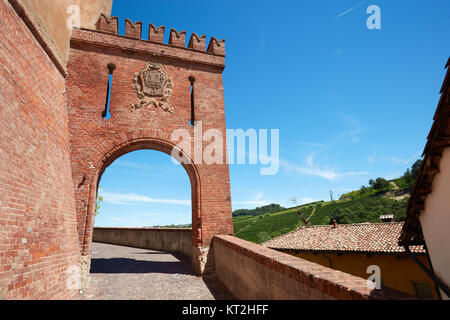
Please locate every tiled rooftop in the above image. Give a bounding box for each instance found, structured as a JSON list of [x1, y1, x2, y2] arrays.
[[262, 222, 425, 254]]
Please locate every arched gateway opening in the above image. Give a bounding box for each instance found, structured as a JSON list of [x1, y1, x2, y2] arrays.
[[85, 138, 201, 249], [95, 150, 192, 229], [85, 139, 201, 240], [77, 138, 205, 286]]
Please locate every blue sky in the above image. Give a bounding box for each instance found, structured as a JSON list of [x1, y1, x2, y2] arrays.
[[94, 0, 450, 227]]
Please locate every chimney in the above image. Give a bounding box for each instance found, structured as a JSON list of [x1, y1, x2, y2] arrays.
[[332, 219, 337, 229], [380, 214, 394, 223]]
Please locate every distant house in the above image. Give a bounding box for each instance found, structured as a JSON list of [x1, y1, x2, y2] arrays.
[[399, 57, 450, 300], [262, 221, 438, 299]]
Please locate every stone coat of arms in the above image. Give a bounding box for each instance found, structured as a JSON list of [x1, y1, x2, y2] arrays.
[[130, 63, 174, 113]]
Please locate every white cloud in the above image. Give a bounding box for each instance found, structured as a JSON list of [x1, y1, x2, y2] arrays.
[[233, 200, 271, 206], [233, 191, 270, 207], [101, 191, 190, 206], [384, 171, 403, 180], [280, 154, 369, 181], [115, 160, 142, 168], [389, 157, 410, 164], [298, 198, 323, 205], [298, 142, 327, 148], [382, 153, 421, 165], [108, 216, 124, 223], [339, 115, 365, 143], [114, 160, 157, 169], [102, 214, 190, 228], [306, 152, 316, 167]]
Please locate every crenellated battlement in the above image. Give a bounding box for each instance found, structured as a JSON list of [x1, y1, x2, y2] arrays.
[[207, 37, 225, 56], [96, 14, 119, 34], [149, 24, 165, 43], [188, 33, 206, 51], [124, 18, 143, 39], [168, 28, 186, 48], [95, 14, 225, 56]]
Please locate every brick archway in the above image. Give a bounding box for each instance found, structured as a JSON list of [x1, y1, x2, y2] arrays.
[[81, 136, 203, 257], [66, 24, 233, 281]]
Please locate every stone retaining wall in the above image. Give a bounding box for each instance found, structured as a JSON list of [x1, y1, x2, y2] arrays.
[[212, 235, 415, 300], [93, 227, 192, 258]]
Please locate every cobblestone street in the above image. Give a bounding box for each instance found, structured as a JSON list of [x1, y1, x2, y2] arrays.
[[78, 242, 233, 300]]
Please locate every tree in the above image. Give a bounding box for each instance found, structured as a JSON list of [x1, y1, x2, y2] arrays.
[[359, 185, 367, 195], [411, 159, 423, 178], [403, 168, 413, 184], [232, 203, 286, 217], [95, 189, 103, 216], [369, 179, 375, 187], [401, 159, 423, 186], [373, 177, 389, 190]]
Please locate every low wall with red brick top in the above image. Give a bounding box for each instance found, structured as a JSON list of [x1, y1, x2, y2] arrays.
[[93, 228, 192, 258], [212, 235, 415, 300]]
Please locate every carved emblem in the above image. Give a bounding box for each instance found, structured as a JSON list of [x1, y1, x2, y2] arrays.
[[130, 63, 174, 113]]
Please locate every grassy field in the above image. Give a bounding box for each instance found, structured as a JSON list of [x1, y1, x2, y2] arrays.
[[232, 166, 417, 243], [308, 197, 408, 225], [233, 196, 409, 244], [339, 176, 413, 201], [233, 205, 315, 243]]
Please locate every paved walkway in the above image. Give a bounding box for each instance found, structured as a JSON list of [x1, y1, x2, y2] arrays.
[[78, 242, 233, 300]]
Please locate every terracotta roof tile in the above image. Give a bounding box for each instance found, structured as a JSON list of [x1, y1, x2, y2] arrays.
[[262, 222, 424, 254]]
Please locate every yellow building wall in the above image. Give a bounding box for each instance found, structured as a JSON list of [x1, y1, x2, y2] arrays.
[[284, 250, 438, 299], [15, 0, 112, 67]]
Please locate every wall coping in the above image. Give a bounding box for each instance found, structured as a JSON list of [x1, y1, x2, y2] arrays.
[[213, 235, 417, 300], [8, 0, 67, 77], [94, 227, 192, 232], [70, 28, 225, 71], [278, 248, 426, 256]]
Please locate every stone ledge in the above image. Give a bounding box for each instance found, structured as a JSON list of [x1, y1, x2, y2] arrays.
[[213, 235, 417, 300], [94, 227, 192, 232], [8, 0, 67, 77], [70, 28, 225, 70], [92, 227, 193, 260]]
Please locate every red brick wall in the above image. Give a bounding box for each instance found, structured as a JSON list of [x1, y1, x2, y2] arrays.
[[0, 0, 79, 299], [212, 236, 416, 300], [65, 27, 234, 267], [0, 3, 422, 300]]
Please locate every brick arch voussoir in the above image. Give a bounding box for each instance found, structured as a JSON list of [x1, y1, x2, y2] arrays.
[[80, 130, 202, 256]]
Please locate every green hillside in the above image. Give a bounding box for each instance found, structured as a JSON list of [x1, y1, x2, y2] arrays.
[[233, 196, 409, 244], [232, 203, 286, 217], [151, 163, 421, 243], [232, 161, 422, 244], [234, 205, 315, 243]]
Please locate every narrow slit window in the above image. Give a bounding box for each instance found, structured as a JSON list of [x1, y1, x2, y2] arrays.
[[103, 63, 116, 119], [189, 76, 196, 126]]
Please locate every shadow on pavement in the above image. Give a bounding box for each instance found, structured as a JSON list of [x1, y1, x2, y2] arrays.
[[201, 274, 235, 300], [90, 257, 194, 275]]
